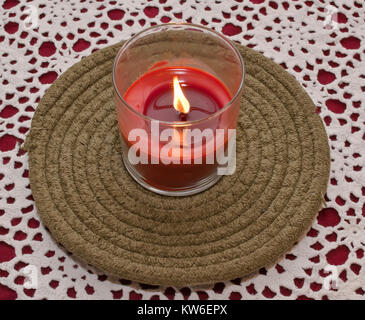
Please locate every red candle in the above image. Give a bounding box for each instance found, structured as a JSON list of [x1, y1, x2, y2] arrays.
[[113, 23, 244, 196], [124, 66, 231, 122], [117, 66, 232, 191]]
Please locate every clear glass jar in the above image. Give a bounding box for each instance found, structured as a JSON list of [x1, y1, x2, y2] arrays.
[[113, 23, 244, 196]]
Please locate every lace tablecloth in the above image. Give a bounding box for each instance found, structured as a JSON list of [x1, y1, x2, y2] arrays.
[[0, 0, 364, 300]]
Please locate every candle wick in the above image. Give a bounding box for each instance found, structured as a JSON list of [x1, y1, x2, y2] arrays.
[[179, 112, 187, 121]]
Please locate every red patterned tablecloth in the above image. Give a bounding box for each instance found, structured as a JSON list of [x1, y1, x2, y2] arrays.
[[0, 0, 364, 300]]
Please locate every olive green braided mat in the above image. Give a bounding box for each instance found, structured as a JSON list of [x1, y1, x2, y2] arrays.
[[24, 42, 330, 286]]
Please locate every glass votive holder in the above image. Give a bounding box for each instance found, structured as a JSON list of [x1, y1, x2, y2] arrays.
[[113, 23, 244, 196]]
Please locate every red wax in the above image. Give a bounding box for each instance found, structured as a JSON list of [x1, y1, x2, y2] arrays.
[[124, 66, 231, 122], [119, 66, 232, 191]]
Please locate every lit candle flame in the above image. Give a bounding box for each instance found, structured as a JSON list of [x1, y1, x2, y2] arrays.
[[173, 76, 190, 114]]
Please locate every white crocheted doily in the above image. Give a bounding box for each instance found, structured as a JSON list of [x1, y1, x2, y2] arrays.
[[0, 0, 364, 300]]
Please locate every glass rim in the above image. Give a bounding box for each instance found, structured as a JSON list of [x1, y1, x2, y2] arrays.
[[112, 22, 245, 126]]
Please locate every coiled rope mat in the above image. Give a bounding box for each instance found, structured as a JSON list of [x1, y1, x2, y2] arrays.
[[25, 41, 330, 286]]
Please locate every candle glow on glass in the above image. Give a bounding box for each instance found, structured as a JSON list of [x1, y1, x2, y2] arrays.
[[172, 76, 190, 147]]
